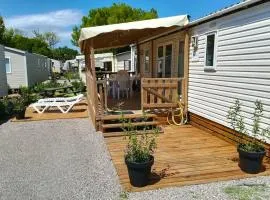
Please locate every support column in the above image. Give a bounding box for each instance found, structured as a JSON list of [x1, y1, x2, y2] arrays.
[[183, 30, 190, 114]]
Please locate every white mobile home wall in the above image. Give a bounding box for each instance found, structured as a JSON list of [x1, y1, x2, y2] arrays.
[[0, 45, 8, 96], [5, 47, 27, 88], [115, 51, 132, 71], [188, 2, 270, 136], [26, 53, 50, 86], [4, 47, 50, 89]]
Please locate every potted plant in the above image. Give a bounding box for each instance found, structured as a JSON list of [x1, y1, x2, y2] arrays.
[[227, 99, 270, 174], [13, 96, 27, 119], [121, 113, 159, 187]]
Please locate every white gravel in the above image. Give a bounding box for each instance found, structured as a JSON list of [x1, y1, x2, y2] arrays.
[[128, 176, 270, 200], [1, 118, 270, 200], [0, 119, 121, 200]]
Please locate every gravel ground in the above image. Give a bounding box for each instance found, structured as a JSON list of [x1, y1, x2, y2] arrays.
[[128, 176, 270, 200], [1, 119, 270, 200], [0, 119, 121, 200]]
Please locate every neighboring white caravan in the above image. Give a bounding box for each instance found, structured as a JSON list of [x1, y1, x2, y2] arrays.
[[51, 59, 63, 73], [0, 45, 8, 97], [4, 46, 51, 89]]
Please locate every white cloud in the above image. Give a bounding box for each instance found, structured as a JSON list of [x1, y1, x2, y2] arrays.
[[4, 9, 83, 47]]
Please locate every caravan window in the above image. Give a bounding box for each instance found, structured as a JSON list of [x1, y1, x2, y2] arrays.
[[205, 32, 216, 70], [5, 57, 11, 73]]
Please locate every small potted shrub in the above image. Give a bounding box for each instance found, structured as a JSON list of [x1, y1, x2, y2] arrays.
[[121, 113, 159, 187], [13, 96, 27, 119], [227, 99, 270, 174]]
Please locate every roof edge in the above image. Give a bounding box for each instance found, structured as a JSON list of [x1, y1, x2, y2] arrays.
[[188, 0, 265, 27]]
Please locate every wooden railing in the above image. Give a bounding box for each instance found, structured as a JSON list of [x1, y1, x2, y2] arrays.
[[85, 52, 98, 128], [141, 78, 185, 110]]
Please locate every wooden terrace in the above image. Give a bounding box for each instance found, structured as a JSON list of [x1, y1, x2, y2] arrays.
[[105, 124, 270, 192]]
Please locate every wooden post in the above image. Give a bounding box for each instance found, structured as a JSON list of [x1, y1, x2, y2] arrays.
[[183, 30, 190, 114]]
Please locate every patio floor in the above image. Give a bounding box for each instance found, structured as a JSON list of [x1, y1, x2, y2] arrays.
[[105, 124, 270, 192], [12, 100, 88, 122]]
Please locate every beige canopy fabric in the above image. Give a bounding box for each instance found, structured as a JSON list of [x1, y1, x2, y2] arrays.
[[79, 15, 189, 51]]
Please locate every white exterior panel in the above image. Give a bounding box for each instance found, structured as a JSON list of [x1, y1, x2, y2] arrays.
[[188, 2, 270, 137]]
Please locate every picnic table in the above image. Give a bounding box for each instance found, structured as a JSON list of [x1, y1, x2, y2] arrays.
[[42, 86, 74, 97]]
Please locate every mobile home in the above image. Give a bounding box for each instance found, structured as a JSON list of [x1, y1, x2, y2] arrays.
[[5, 47, 50, 89], [51, 59, 63, 73], [79, 0, 270, 140], [187, 0, 270, 137], [0, 45, 8, 97]]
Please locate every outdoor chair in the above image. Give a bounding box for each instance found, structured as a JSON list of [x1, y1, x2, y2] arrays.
[[30, 94, 84, 114], [116, 70, 130, 99]]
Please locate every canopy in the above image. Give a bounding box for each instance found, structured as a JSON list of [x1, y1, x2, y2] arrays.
[[79, 15, 189, 51]]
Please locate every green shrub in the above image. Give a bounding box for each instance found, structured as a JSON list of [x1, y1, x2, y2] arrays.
[[227, 99, 270, 152], [121, 112, 159, 163], [64, 72, 80, 81], [71, 80, 85, 92]]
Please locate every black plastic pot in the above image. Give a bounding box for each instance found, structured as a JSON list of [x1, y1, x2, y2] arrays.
[[16, 109, 26, 120], [125, 156, 154, 187], [237, 146, 266, 174]]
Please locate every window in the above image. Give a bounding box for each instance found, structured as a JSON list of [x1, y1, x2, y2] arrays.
[[165, 44, 172, 78], [205, 32, 216, 70], [157, 44, 172, 78], [144, 50, 150, 72], [103, 61, 112, 71], [5, 57, 11, 73], [124, 60, 131, 71]]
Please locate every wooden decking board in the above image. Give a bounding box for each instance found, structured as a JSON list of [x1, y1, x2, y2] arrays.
[[105, 124, 270, 192], [102, 121, 159, 129], [102, 113, 157, 121]]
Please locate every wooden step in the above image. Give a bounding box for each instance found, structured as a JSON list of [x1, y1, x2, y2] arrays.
[[103, 128, 163, 138], [101, 113, 157, 121], [102, 121, 159, 130]]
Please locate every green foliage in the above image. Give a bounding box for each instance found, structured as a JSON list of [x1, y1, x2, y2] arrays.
[[64, 72, 80, 81], [224, 184, 269, 200], [0, 16, 5, 42], [71, 3, 158, 46], [227, 99, 270, 152], [0, 97, 15, 119], [33, 81, 64, 93], [121, 112, 159, 163], [33, 30, 60, 48], [13, 96, 27, 114], [19, 86, 38, 106], [119, 191, 129, 200], [71, 80, 85, 92], [51, 46, 78, 61]]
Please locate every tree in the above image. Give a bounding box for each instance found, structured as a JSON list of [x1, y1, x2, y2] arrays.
[[51, 46, 78, 61], [71, 3, 158, 46], [0, 16, 5, 43], [33, 30, 60, 48]]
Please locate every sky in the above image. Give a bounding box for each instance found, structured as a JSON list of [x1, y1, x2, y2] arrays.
[[0, 0, 240, 49]]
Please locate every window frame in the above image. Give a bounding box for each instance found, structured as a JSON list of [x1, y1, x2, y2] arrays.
[[204, 31, 217, 71], [5, 56, 12, 74]]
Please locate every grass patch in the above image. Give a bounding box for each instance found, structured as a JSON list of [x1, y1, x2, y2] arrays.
[[224, 184, 269, 200], [119, 191, 129, 200]]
